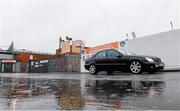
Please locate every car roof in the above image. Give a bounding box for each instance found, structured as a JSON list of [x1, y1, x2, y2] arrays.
[[95, 49, 118, 54]]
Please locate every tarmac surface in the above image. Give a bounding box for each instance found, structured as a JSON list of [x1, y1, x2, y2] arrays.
[[0, 72, 180, 110]]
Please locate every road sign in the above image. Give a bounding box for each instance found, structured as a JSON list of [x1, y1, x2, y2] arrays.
[[120, 41, 126, 47]]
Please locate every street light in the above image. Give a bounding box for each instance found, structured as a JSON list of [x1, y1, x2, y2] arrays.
[[170, 21, 174, 31]]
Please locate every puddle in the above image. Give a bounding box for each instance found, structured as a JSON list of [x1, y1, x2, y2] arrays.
[[0, 73, 180, 110]]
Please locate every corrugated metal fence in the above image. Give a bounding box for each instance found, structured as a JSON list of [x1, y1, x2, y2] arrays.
[[48, 55, 80, 72], [15, 62, 29, 73], [28, 54, 80, 73]]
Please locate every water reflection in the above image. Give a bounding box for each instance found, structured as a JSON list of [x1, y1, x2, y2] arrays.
[[0, 76, 166, 110], [85, 80, 165, 109]]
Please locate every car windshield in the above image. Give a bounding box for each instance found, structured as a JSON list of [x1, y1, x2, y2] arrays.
[[117, 49, 136, 56]]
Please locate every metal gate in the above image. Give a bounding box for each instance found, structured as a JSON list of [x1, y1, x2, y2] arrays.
[[48, 54, 80, 73]]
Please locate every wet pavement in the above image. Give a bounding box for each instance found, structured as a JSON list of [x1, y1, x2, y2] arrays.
[[0, 72, 180, 110]]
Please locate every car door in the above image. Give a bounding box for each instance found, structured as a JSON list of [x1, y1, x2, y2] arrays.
[[94, 50, 108, 70], [106, 49, 122, 70]]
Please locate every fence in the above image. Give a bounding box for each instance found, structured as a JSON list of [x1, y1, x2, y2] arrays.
[[15, 62, 28, 73], [27, 54, 80, 73], [28, 60, 48, 73], [48, 54, 80, 73]]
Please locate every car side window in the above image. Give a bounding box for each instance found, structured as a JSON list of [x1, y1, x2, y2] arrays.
[[107, 50, 119, 58], [95, 51, 107, 58]]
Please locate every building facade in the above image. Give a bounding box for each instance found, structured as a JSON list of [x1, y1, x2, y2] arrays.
[[0, 51, 16, 73]]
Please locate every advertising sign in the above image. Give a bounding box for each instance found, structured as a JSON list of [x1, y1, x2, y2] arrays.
[[2, 60, 16, 63], [120, 40, 126, 47], [0, 54, 14, 59], [29, 55, 33, 60], [85, 41, 119, 54], [40, 60, 48, 63]]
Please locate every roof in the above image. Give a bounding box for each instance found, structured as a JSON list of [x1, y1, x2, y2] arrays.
[[13, 49, 55, 55], [0, 49, 54, 55]]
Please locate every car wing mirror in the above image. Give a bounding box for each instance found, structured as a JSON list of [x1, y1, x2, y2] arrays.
[[116, 55, 121, 58]]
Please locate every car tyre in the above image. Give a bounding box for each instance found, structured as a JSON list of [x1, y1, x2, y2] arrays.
[[129, 60, 143, 74], [89, 64, 98, 75]]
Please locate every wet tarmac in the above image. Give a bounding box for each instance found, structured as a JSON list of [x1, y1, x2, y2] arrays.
[[0, 72, 180, 110]]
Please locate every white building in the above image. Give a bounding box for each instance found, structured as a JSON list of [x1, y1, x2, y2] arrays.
[[125, 29, 180, 70]]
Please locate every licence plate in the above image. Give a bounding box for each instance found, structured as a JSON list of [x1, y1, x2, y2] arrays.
[[155, 63, 164, 67]]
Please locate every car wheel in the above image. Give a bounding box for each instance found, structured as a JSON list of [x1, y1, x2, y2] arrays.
[[106, 71, 114, 75], [89, 64, 97, 75], [130, 60, 142, 74]]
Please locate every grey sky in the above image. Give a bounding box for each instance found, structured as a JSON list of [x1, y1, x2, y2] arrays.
[[0, 0, 180, 53]]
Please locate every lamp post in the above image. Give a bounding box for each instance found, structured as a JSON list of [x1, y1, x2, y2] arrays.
[[126, 33, 129, 40], [170, 21, 174, 31]]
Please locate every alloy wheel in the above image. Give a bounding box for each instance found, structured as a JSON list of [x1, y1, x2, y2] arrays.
[[89, 64, 96, 74], [130, 61, 142, 74]]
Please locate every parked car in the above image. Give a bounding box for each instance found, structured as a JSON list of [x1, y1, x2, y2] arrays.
[[84, 49, 165, 74]]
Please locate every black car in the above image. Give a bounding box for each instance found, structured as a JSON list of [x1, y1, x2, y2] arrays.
[[84, 49, 165, 74]]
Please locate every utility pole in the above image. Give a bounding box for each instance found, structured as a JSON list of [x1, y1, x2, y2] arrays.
[[170, 21, 174, 31], [59, 36, 62, 49], [132, 31, 136, 39], [125, 33, 129, 41]]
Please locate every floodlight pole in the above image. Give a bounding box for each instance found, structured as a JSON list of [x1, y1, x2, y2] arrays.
[[170, 21, 174, 31]]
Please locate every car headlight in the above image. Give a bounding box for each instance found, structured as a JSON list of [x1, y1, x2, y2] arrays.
[[145, 57, 154, 62]]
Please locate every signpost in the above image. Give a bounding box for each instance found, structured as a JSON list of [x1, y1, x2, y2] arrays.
[[120, 40, 126, 48]]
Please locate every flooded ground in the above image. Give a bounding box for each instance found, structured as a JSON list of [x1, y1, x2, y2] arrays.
[[0, 72, 180, 110]]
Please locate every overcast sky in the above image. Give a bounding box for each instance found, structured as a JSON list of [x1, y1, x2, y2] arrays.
[[0, 0, 180, 53]]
